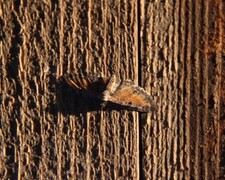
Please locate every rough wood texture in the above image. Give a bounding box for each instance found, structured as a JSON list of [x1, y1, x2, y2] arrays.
[[139, 0, 224, 179], [0, 0, 224, 179]]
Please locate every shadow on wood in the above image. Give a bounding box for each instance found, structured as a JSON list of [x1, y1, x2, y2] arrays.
[[57, 81, 151, 115]]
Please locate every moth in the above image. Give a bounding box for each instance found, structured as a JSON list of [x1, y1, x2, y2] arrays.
[[59, 73, 155, 112]]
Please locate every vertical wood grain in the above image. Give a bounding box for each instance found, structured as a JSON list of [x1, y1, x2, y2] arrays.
[[139, 0, 224, 179], [0, 0, 224, 179]]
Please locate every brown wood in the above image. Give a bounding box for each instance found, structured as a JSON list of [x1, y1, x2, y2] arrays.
[[0, 0, 224, 179], [139, 0, 225, 179]]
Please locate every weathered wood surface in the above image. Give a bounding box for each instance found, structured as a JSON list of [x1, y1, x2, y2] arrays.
[[0, 0, 224, 179], [140, 1, 224, 179]]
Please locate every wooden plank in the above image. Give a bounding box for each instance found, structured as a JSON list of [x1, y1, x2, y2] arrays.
[[0, 0, 224, 179], [139, 0, 224, 179], [0, 0, 140, 179], [57, 0, 139, 179], [1, 1, 60, 179]]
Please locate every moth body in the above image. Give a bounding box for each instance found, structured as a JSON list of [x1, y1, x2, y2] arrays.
[[59, 73, 155, 112]]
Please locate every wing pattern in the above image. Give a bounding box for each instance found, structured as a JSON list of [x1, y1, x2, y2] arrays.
[[59, 74, 155, 112]]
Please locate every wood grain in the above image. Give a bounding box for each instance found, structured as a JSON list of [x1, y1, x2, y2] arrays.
[[0, 0, 224, 179], [139, 0, 224, 179]]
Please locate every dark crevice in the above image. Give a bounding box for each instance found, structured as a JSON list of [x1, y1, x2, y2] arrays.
[[5, 8, 24, 179], [137, 1, 143, 180]]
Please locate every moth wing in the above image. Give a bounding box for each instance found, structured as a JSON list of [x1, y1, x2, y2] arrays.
[[108, 82, 154, 112], [60, 74, 109, 96]]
